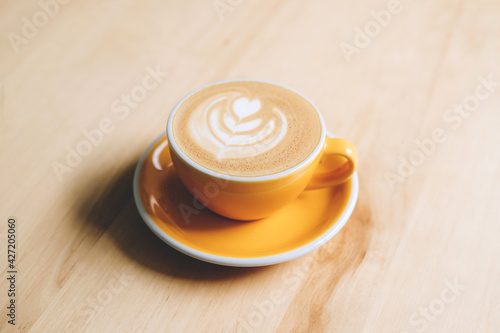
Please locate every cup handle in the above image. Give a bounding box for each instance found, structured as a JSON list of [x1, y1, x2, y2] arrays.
[[305, 136, 358, 190]]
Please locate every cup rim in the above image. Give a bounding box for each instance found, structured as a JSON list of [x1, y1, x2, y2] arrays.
[[166, 79, 327, 182]]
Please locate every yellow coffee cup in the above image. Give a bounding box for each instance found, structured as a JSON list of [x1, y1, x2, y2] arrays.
[[167, 80, 357, 220]]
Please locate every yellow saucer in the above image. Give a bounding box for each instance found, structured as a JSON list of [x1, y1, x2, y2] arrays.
[[133, 135, 358, 267]]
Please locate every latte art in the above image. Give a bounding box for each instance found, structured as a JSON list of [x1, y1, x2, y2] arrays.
[[190, 95, 287, 159], [172, 81, 322, 177]]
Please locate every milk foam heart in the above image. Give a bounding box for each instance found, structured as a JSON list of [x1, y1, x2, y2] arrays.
[[232, 97, 261, 119], [172, 81, 322, 177]]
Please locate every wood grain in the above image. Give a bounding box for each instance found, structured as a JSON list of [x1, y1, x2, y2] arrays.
[[1, 0, 499, 332]]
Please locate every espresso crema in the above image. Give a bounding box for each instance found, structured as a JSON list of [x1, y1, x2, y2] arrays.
[[171, 81, 322, 176]]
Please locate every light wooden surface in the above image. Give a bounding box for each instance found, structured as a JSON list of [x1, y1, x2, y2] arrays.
[[1, 0, 500, 332]]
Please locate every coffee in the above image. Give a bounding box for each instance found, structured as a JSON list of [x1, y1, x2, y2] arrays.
[[171, 81, 322, 177]]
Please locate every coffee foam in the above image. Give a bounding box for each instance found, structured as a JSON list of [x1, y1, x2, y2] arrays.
[[172, 81, 322, 176]]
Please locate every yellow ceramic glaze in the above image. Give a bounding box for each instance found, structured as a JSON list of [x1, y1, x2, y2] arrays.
[[306, 138, 358, 189], [168, 136, 357, 221]]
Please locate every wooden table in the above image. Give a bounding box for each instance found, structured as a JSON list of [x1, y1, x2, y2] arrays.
[[1, 0, 499, 332]]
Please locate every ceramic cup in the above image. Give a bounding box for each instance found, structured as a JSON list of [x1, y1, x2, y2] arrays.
[[166, 79, 357, 220]]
